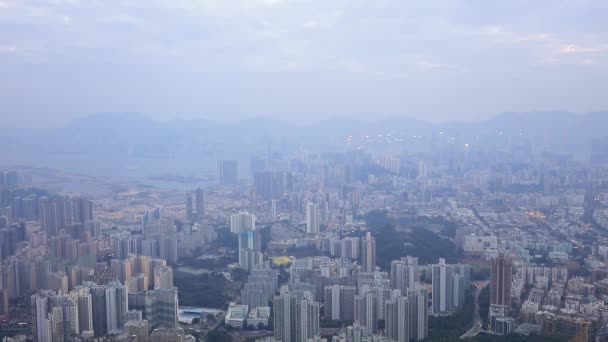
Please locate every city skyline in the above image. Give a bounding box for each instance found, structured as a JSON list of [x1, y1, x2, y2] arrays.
[[2, 1, 608, 341]]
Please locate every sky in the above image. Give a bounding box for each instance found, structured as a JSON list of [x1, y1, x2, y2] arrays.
[[1, 0, 607, 128]]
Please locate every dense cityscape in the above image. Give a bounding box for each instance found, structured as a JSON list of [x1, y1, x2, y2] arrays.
[[2, 133, 608, 342], [2, 1, 607, 341]]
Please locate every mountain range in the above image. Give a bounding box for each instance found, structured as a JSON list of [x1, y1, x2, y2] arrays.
[[2, 111, 608, 159]]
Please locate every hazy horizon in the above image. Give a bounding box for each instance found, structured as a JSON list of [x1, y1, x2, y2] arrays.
[[1, 0, 608, 129]]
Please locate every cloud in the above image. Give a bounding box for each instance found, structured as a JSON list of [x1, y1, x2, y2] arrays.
[[0, 0, 607, 126], [559, 44, 601, 54], [0, 45, 16, 53]]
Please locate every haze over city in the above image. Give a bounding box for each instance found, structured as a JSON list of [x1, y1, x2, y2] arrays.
[[3, 2, 608, 342]]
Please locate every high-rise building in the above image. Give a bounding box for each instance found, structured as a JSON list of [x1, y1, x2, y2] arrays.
[[296, 296, 320, 342], [417, 161, 428, 178], [154, 266, 174, 290], [0, 288, 9, 317], [241, 265, 278, 309], [47, 272, 69, 294], [273, 291, 296, 342], [431, 258, 454, 314], [452, 264, 470, 308], [54, 294, 80, 338], [385, 295, 409, 342], [148, 259, 167, 289], [305, 202, 320, 235], [89, 283, 107, 336], [361, 232, 376, 272], [70, 286, 94, 335], [125, 320, 150, 342], [273, 289, 319, 342], [185, 193, 193, 221], [271, 200, 278, 220], [159, 236, 178, 264], [230, 212, 256, 234], [31, 288, 94, 342], [38, 197, 94, 237], [110, 259, 132, 284], [385, 285, 428, 342], [323, 285, 356, 321], [192, 188, 205, 221], [32, 291, 53, 342], [235, 215, 263, 271], [491, 254, 512, 308], [239, 249, 264, 272], [254, 171, 294, 201], [390, 257, 420, 294], [106, 281, 129, 333], [150, 327, 187, 342], [128, 273, 149, 293], [219, 160, 238, 186], [69, 265, 95, 290], [407, 286, 429, 341], [84, 281, 128, 335], [0, 227, 17, 260], [354, 289, 378, 335], [1, 171, 18, 188], [148, 287, 179, 327], [430, 260, 469, 314]]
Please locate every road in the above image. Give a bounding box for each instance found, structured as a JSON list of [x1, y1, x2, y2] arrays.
[[461, 280, 489, 339]]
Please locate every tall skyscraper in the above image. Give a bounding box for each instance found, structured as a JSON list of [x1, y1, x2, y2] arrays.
[[105, 281, 129, 333], [153, 266, 174, 290], [385, 295, 409, 342], [148, 258, 167, 289], [85, 281, 128, 336], [38, 197, 94, 237], [185, 193, 193, 221], [128, 273, 149, 293], [125, 320, 150, 342], [274, 289, 319, 342], [391, 257, 420, 294], [193, 188, 205, 221], [230, 212, 256, 234], [32, 291, 53, 342], [254, 171, 294, 200], [159, 236, 178, 264], [305, 202, 320, 235], [0, 289, 9, 318], [323, 285, 356, 321], [1, 171, 18, 188], [148, 287, 179, 327], [407, 286, 429, 341], [296, 296, 320, 342], [271, 199, 278, 220], [70, 287, 94, 335], [273, 290, 295, 342], [432, 258, 454, 314], [491, 254, 512, 308], [31, 288, 95, 342], [354, 289, 378, 335], [232, 212, 262, 270], [110, 259, 132, 284], [361, 232, 376, 272], [417, 161, 428, 178], [219, 160, 238, 185], [385, 286, 428, 342]]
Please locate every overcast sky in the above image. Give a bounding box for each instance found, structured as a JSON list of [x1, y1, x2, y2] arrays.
[[1, 0, 607, 128]]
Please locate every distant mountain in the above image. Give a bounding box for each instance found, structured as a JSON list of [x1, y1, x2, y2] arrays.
[[3, 111, 608, 158]]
